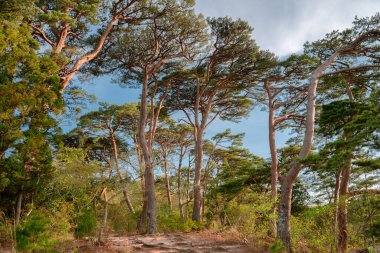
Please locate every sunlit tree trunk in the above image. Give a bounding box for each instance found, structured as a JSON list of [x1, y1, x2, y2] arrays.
[[138, 75, 157, 234], [192, 127, 204, 222], [265, 81, 279, 237], [334, 169, 342, 252], [110, 133, 135, 214], [98, 188, 108, 243], [277, 50, 341, 252], [186, 154, 191, 220], [178, 147, 186, 222], [163, 153, 172, 210]]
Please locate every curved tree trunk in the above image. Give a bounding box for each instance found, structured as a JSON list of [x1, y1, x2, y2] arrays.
[[277, 51, 341, 252], [111, 133, 135, 214]]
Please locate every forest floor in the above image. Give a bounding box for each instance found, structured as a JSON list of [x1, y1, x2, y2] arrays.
[[67, 231, 252, 253]]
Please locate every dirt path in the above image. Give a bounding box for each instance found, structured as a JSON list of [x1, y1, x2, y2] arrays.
[[71, 231, 251, 253]]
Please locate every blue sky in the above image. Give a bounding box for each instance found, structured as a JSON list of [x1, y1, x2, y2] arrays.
[[72, 0, 380, 158]]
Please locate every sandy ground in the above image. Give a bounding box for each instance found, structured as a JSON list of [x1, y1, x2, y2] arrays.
[[68, 231, 252, 253]]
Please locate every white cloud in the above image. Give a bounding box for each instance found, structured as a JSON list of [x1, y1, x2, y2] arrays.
[[195, 0, 380, 56]]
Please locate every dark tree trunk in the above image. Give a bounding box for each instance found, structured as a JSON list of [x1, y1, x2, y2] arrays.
[[15, 186, 23, 226]]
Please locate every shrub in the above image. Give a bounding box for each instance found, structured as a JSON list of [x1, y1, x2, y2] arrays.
[[108, 204, 138, 234], [224, 192, 272, 248], [0, 212, 14, 249], [291, 205, 334, 252], [269, 240, 287, 253], [156, 208, 183, 232], [76, 209, 97, 238], [182, 219, 204, 232], [16, 211, 57, 252]]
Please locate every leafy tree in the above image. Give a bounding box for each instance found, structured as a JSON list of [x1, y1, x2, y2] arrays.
[[315, 92, 380, 252], [75, 103, 140, 213], [167, 17, 263, 222], [0, 20, 63, 225], [91, 0, 207, 233], [276, 14, 380, 252], [24, 0, 148, 91]]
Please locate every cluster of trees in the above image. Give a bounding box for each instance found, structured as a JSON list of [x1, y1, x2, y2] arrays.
[[0, 0, 379, 252]]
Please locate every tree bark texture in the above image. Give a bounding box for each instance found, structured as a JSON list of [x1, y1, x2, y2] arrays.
[[138, 76, 157, 234], [277, 51, 341, 252], [337, 161, 351, 253], [192, 128, 204, 222]]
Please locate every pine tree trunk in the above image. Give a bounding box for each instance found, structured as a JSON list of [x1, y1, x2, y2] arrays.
[[266, 83, 278, 237], [98, 191, 109, 243], [163, 153, 172, 210], [192, 129, 204, 222], [111, 133, 135, 213], [178, 147, 185, 222], [277, 178, 294, 252], [144, 160, 157, 234], [137, 198, 148, 232], [334, 169, 342, 252], [186, 154, 191, 220], [138, 75, 157, 234], [337, 161, 351, 253], [15, 186, 23, 226]]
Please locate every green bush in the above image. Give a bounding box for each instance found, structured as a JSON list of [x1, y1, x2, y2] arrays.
[[157, 208, 183, 232], [182, 219, 204, 232], [16, 211, 57, 252], [224, 192, 272, 248], [108, 204, 138, 234], [269, 240, 287, 253], [76, 209, 97, 238], [0, 212, 14, 247], [291, 205, 334, 252]]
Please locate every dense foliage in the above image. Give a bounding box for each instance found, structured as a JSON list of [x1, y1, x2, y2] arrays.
[[0, 1, 379, 253]]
